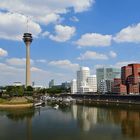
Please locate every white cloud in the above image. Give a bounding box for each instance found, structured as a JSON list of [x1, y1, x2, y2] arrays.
[[31, 67, 47, 73], [0, 59, 77, 86], [114, 61, 139, 68], [6, 58, 34, 66], [109, 51, 117, 58], [0, 63, 24, 76], [49, 59, 79, 71], [114, 23, 140, 43], [94, 64, 105, 69], [0, 0, 94, 25], [93, 61, 140, 71], [36, 59, 47, 63], [0, 0, 94, 14], [78, 51, 108, 60], [70, 0, 95, 13], [0, 62, 25, 85], [0, 0, 95, 41], [0, 12, 41, 41], [0, 62, 72, 86], [70, 16, 79, 22], [42, 31, 50, 37], [49, 25, 76, 42], [0, 48, 8, 57], [76, 33, 112, 47], [35, 13, 61, 25]]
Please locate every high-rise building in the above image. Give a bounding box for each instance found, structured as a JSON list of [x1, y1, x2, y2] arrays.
[[71, 79, 77, 94], [49, 79, 54, 88], [98, 79, 107, 93], [112, 78, 127, 94], [112, 64, 140, 94], [23, 33, 33, 87], [121, 64, 140, 94], [96, 68, 121, 93], [62, 81, 71, 89], [87, 75, 97, 92], [77, 67, 90, 93], [79, 84, 90, 93]]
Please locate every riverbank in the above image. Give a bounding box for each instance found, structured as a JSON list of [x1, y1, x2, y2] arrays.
[[0, 97, 33, 108], [61, 94, 140, 105], [0, 103, 33, 108]]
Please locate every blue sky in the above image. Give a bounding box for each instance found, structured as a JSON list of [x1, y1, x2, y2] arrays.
[[0, 0, 140, 86]]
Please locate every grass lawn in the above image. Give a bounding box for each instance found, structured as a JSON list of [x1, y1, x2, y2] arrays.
[[0, 98, 7, 103], [0, 97, 32, 104]]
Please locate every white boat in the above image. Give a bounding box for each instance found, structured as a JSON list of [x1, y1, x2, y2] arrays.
[[54, 104, 59, 109], [51, 97, 56, 101], [57, 97, 63, 102], [63, 97, 75, 103], [34, 101, 45, 107], [63, 98, 71, 103]]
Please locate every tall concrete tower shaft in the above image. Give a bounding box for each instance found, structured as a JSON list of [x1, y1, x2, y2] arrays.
[[23, 33, 33, 87]]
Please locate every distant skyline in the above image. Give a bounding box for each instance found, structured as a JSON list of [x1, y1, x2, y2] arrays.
[[0, 0, 140, 86]]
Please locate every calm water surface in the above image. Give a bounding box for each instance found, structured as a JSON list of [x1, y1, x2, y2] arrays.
[[0, 104, 140, 140]]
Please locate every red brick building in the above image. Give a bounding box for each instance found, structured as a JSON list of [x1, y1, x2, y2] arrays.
[[112, 78, 127, 94], [121, 65, 132, 85], [113, 64, 140, 94], [122, 64, 140, 94]]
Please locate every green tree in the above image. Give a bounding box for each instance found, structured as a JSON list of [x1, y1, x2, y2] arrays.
[[17, 86, 24, 96], [25, 86, 34, 96], [5, 86, 24, 97], [46, 86, 70, 95]]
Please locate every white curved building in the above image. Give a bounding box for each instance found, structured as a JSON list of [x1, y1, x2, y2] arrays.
[[77, 67, 90, 93]]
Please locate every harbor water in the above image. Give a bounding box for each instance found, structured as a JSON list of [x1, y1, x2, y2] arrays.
[[0, 104, 140, 140]]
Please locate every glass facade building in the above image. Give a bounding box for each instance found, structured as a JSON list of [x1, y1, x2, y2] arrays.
[[96, 68, 121, 93]]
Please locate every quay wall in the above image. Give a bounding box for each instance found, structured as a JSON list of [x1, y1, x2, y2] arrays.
[[61, 94, 140, 105]]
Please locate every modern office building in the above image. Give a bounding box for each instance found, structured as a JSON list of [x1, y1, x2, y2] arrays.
[[62, 81, 71, 89], [122, 64, 140, 94], [71, 79, 77, 94], [112, 78, 127, 94], [112, 64, 140, 94], [49, 79, 55, 88], [96, 67, 121, 93], [98, 79, 107, 93], [76, 67, 97, 93], [79, 84, 90, 93], [77, 67, 90, 93], [87, 75, 97, 92]]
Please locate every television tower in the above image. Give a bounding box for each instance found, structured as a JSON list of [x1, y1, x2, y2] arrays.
[[23, 17, 33, 87]]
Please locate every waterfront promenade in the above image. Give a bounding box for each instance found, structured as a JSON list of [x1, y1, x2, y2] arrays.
[[61, 94, 140, 105]]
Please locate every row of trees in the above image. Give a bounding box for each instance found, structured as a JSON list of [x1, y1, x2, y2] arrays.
[[2, 86, 34, 97], [46, 86, 70, 94], [0, 85, 70, 97]]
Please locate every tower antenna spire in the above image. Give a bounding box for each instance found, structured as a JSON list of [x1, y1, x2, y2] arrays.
[[27, 15, 29, 33]]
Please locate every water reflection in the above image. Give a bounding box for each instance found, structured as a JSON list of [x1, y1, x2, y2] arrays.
[[0, 108, 35, 140], [5, 108, 35, 121], [71, 104, 140, 138], [72, 105, 98, 131], [26, 117, 32, 140], [0, 105, 140, 140]]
